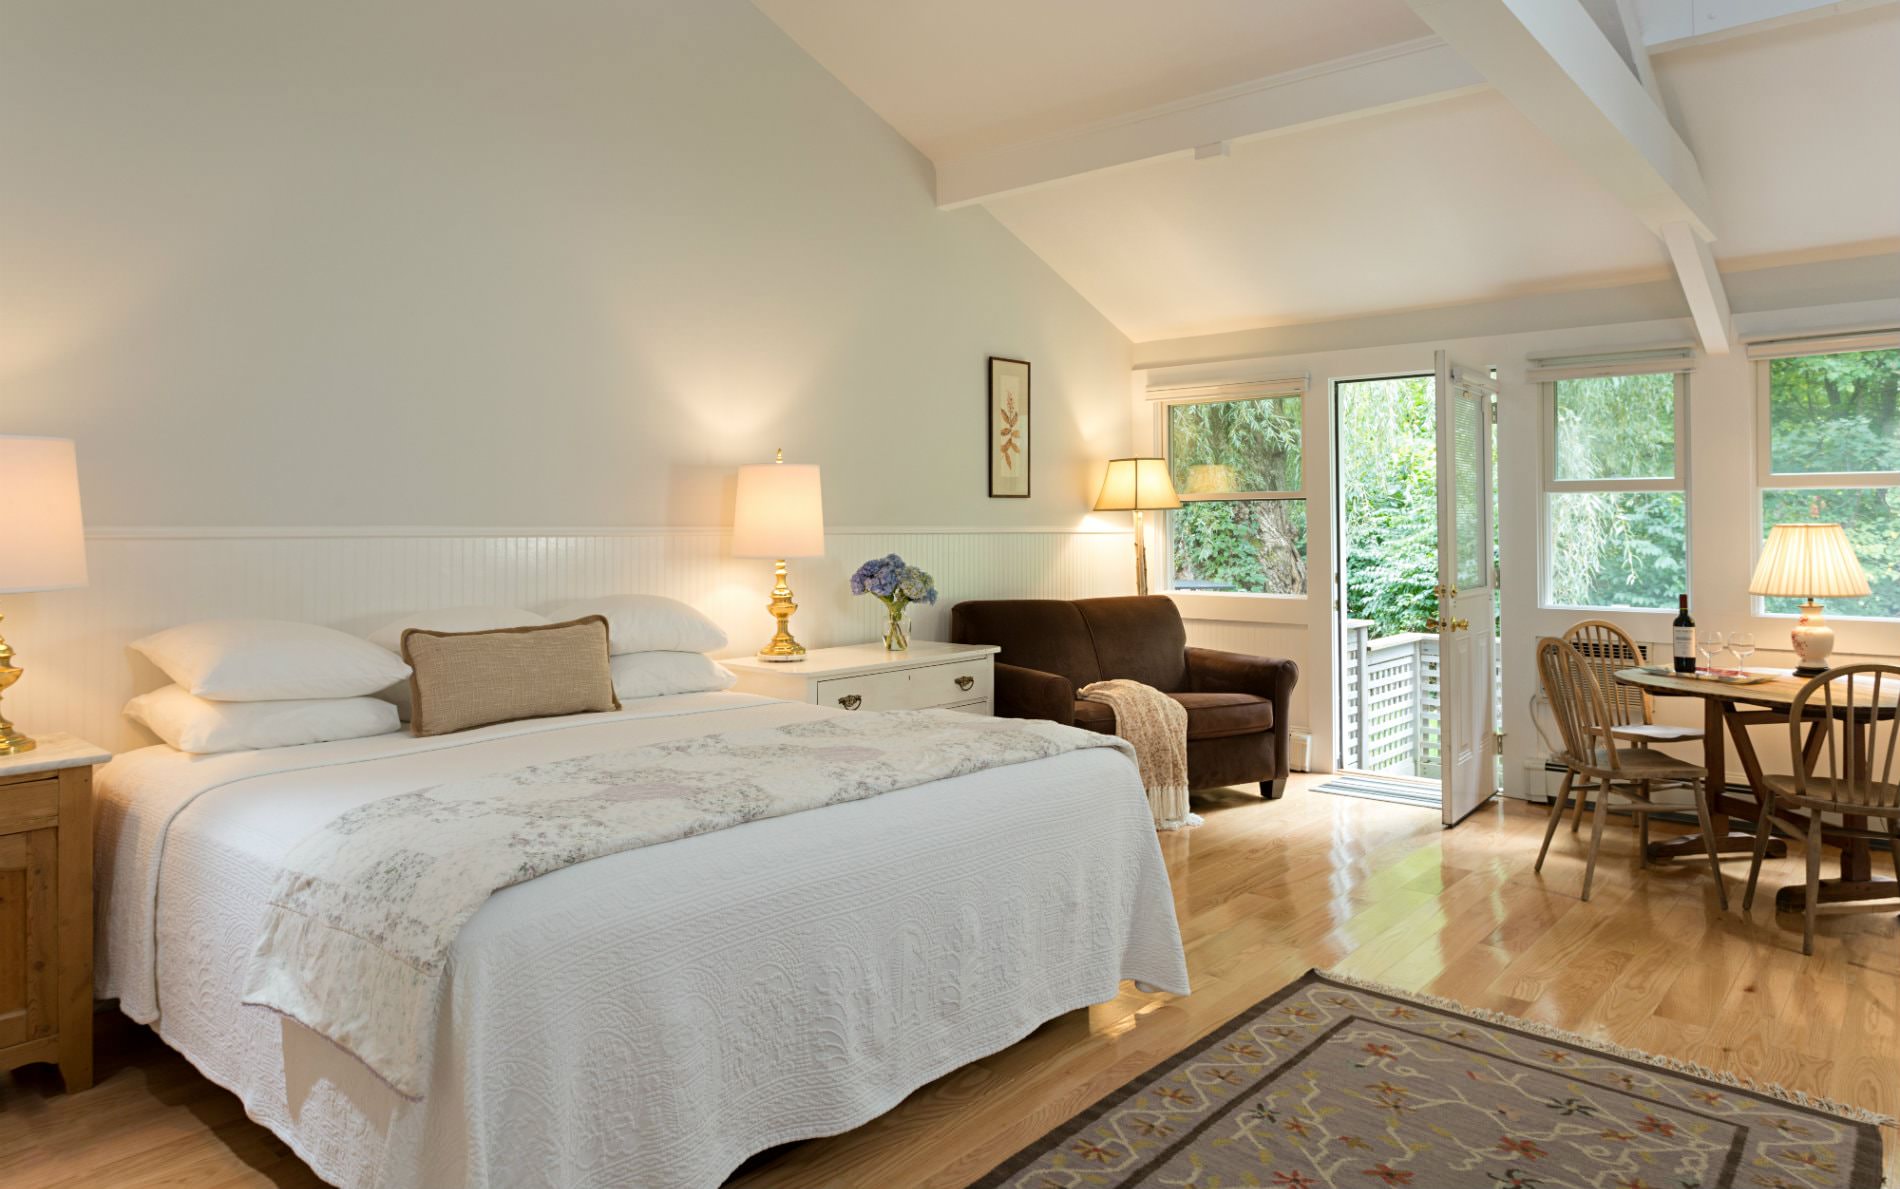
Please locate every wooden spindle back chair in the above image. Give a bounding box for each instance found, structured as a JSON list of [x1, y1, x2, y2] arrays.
[[1744, 663, 1900, 954], [1557, 620, 1704, 836], [1534, 637, 1728, 905]]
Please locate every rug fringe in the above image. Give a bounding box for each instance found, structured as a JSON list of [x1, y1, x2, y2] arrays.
[[1314, 967, 1898, 1130]]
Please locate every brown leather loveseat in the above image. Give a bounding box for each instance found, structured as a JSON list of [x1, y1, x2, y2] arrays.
[[950, 596, 1299, 798]]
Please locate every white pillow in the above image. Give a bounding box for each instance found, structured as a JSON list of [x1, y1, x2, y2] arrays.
[[367, 606, 550, 653], [541, 595, 727, 656], [610, 652, 736, 701], [131, 619, 413, 701], [126, 684, 400, 755]]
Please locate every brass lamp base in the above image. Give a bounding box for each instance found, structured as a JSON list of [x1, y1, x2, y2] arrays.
[[0, 616, 35, 753], [757, 559, 807, 663]]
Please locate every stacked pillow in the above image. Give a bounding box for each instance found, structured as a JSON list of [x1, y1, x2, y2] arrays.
[[541, 595, 735, 700], [127, 620, 409, 754]]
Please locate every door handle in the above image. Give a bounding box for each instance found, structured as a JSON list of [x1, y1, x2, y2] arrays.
[[837, 694, 862, 710], [1426, 616, 1470, 633], [955, 675, 975, 691]]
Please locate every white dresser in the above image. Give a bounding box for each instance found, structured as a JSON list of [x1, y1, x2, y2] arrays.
[[723, 641, 1000, 715]]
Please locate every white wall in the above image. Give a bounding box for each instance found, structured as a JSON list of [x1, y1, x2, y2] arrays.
[[1134, 258, 1900, 798], [0, 0, 1132, 531]]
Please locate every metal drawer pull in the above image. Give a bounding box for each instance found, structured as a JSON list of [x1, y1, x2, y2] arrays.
[[955, 675, 975, 691], [837, 694, 862, 710]]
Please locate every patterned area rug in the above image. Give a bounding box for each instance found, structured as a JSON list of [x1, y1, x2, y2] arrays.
[[975, 970, 1885, 1189]]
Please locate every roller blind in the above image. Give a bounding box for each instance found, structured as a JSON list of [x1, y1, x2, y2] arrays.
[[1744, 328, 1900, 361], [1146, 375, 1307, 402], [1525, 346, 1696, 382]]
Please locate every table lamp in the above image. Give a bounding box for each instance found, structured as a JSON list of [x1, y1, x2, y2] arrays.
[[0, 436, 89, 753], [732, 450, 825, 661], [1093, 457, 1181, 597], [1748, 522, 1870, 676]]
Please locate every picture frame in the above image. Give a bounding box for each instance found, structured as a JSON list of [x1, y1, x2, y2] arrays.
[[987, 356, 1031, 498]]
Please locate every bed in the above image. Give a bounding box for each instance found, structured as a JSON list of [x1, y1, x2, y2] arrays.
[[94, 690, 1189, 1189]]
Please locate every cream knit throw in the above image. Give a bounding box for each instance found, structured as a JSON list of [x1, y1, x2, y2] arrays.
[[1078, 679, 1200, 831]]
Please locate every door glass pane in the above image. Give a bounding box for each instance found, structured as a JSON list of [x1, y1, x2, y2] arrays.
[[1167, 396, 1301, 494], [1767, 350, 1900, 475], [1553, 373, 1677, 480], [1169, 499, 1306, 595], [1547, 491, 1687, 609], [1761, 489, 1900, 617], [1454, 393, 1483, 589]]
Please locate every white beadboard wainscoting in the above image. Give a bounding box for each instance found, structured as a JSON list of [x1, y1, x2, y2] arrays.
[[2, 526, 1134, 751]]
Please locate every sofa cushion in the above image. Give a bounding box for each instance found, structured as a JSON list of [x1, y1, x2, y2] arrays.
[[1172, 691, 1274, 740], [951, 599, 1102, 688], [1070, 698, 1117, 734], [1071, 690, 1272, 741], [1075, 596, 1189, 692]]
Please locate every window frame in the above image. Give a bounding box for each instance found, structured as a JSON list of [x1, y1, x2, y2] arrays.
[[1752, 341, 1900, 621], [1537, 368, 1692, 613], [1153, 379, 1309, 602]]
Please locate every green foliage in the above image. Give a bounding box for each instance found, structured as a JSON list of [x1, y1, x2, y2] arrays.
[[1339, 377, 1439, 636], [1762, 349, 1900, 618], [1167, 396, 1306, 595]]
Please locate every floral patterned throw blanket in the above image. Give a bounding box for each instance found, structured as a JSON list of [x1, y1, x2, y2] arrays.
[[240, 710, 1134, 1099]]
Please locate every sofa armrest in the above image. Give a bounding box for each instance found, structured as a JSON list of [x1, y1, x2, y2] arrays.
[[1186, 647, 1299, 777], [993, 662, 1076, 725]]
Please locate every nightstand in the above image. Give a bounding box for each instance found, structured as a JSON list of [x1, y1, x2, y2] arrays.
[[0, 733, 109, 1093], [724, 641, 1001, 715]]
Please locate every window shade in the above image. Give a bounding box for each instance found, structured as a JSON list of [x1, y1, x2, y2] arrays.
[[1744, 329, 1900, 361], [1525, 347, 1696, 382], [1146, 375, 1307, 402]]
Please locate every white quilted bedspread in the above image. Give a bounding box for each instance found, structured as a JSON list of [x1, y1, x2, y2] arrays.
[[95, 692, 1190, 1189]]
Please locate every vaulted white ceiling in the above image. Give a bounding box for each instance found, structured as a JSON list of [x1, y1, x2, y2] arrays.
[[753, 1, 1900, 343]]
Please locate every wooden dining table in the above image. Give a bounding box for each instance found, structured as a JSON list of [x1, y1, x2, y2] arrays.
[[1615, 666, 1900, 913]]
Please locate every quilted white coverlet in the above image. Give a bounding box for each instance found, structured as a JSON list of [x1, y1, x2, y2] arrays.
[[242, 710, 1135, 1100], [95, 692, 1190, 1189]]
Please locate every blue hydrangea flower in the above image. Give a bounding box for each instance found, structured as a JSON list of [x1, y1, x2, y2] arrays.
[[849, 554, 937, 611]]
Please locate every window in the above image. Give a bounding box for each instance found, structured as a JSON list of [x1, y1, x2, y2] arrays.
[[1754, 339, 1900, 618], [1539, 366, 1689, 611], [1159, 385, 1306, 596]]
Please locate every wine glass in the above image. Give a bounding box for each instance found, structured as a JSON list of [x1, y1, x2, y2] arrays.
[[1729, 631, 1755, 675], [1698, 631, 1725, 674]]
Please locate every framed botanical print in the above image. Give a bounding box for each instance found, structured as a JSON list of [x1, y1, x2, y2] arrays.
[[988, 356, 1030, 498]]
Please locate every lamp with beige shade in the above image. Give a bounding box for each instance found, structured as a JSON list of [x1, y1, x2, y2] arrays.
[[1093, 457, 1181, 597], [0, 436, 89, 753], [732, 450, 825, 662], [1748, 522, 1870, 676]]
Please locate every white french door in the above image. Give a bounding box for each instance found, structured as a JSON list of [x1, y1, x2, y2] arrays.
[[1434, 350, 1499, 826]]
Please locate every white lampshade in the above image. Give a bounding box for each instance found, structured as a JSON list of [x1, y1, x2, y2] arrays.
[[0, 436, 88, 594], [732, 460, 825, 559], [1093, 458, 1182, 512], [1748, 522, 1870, 599]]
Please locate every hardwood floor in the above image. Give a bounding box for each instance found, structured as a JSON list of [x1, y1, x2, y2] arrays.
[[3, 774, 1895, 1187]]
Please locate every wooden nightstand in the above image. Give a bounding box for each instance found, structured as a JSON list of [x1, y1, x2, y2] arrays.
[[0, 733, 109, 1093], [724, 641, 1000, 715]]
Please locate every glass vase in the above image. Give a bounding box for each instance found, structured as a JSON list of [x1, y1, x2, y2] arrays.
[[882, 605, 912, 652]]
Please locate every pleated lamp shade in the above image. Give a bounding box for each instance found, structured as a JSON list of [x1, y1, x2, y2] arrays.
[[1748, 523, 1870, 600], [1093, 458, 1181, 511]]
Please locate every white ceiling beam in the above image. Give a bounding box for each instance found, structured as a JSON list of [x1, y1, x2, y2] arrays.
[[1405, 0, 1716, 237], [934, 37, 1483, 210], [1662, 221, 1734, 354]]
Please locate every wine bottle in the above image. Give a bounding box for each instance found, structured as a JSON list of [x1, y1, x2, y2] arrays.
[[1673, 594, 1696, 674]]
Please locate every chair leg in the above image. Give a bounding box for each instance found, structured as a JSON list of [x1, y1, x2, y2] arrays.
[[1638, 808, 1651, 868], [1570, 780, 1591, 833], [1803, 824, 1822, 957], [1743, 791, 1777, 914], [1582, 777, 1612, 902], [1535, 769, 1575, 874], [1690, 777, 1729, 911]]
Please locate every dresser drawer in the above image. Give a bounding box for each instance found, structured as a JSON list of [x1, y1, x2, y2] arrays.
[[0, 778, 59, 835], [816, 658, 993, 712]]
